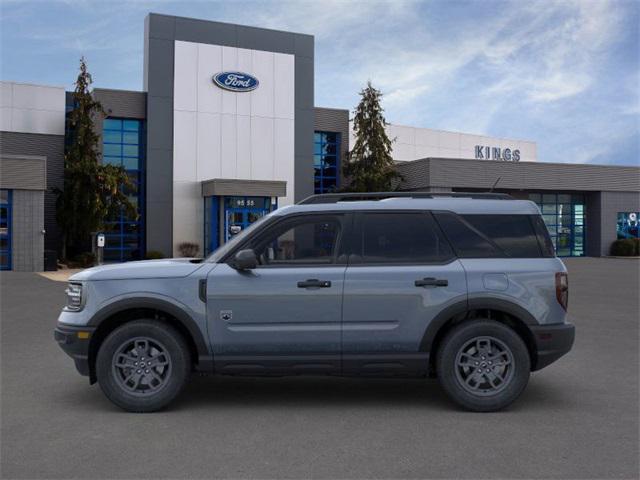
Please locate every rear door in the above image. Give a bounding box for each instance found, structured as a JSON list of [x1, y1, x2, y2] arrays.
[[341, 211, 467, 375]]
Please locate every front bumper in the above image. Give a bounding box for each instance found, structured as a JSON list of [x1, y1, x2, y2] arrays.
[[54, 324, 95, 377], [530, 322, 575, 371]]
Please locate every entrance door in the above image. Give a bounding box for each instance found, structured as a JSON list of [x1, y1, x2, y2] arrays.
[[0, 190, 11, 271], [224, 196, 272, 243], [207, 213, 348, 374], [341, 212, 467, 375]]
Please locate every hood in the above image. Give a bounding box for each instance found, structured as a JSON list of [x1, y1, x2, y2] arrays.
[[69, 258, 205, 281]]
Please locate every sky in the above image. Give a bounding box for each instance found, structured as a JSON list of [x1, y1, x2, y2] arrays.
[[1, 0, 638, 166]]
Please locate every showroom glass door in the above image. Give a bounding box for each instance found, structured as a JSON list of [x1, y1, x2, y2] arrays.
[[529, 193, 585, 257], [0, 190, 12, 270], [223, 196, 273, 243]]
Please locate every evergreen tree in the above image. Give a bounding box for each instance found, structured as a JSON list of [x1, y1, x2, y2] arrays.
[[55, 57, 135, 260], [343, 81, 400, 192]]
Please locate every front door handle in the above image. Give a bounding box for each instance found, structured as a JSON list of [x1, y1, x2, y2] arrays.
[[415, 277, 448, 287], [297, 279, 332, 288]]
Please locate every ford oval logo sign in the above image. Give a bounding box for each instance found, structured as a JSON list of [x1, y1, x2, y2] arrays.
[[212, 72, 259, 92]]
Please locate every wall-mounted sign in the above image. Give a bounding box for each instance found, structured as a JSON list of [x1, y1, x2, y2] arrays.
[[475, 146, 520, 162], [212, 72, 259, 92]]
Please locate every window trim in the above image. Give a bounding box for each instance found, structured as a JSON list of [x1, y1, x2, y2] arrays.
[[222, 212, 351, 268], [347, 210, 457, 267]]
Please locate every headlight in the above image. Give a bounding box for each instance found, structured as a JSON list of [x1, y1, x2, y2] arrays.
[[65, 283, 84, 311]]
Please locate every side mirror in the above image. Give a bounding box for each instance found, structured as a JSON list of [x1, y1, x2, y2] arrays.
[[233, 249, 258, 270]]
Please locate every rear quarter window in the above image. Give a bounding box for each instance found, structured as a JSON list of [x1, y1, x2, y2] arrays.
[[434, 212, 546, 258]]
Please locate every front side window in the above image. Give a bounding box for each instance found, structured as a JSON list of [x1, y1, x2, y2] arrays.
[[356, 212, 453, 264], [251, 216, 342, 266]]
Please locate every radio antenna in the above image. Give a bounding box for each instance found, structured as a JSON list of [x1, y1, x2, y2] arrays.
[[489, 176, 502, 192]]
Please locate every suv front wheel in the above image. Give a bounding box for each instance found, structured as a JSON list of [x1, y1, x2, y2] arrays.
[[96, 320, 191, 412], [436, 320, 530, 412]]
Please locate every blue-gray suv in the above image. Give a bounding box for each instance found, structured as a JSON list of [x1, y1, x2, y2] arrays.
[[55, 192, 575, 412]]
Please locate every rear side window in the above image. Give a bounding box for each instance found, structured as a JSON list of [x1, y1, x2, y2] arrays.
[[434, 213, 545, 258], [463, 215, 543, 258], [356, 212, 454, 264]]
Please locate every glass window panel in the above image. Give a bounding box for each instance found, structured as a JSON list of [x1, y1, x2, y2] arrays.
[[123, 236, 140, 248], [123, 223, 140, 235], [528, 193, 541, 202], [103, 118, 122, 130], [558, 194, 571, 203], [122, 144, 139, 157], [314, 143, 322, 155], [542, 194, 556, 203], [314, 132, 322, 143], [572, 194, 585, 203], [323, 132, 337, 143], [122, 131, 139, 145], [542, 204, 556, 214], [323, 155, 337, 167], [322, 178, 337, 191], [360, 213, 453, 263], [323, 144, 337, 155], [103, 223, 121, 233], [0, 237, 8, 249], [103, 156, 121, 166], [105, 236, 122, 248], [314, 180, 321, 194], [123, 120, 140, 131], [464, 215, 542, 257], [122, 156, 139, 170], [323, 167, 337, 177], [103, 250, 122, 261], [103, 144, 121, 156], [435, 212, 500, 258], [314, 155, 323, 166], [103, 130, 121, 143], [253, 217, 341, 265]]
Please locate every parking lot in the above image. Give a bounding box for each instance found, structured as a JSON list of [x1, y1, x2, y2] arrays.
[[1, 258, 638, 479]]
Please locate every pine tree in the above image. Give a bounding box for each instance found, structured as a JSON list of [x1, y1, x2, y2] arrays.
[[343, 81, 400, 192], [55, 57, 135, 260]]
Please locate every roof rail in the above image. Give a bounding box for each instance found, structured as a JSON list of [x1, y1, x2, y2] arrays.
[[297, 191, 513, 205]]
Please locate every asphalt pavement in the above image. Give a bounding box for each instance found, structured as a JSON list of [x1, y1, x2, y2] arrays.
[[1, 258, 638, 479]]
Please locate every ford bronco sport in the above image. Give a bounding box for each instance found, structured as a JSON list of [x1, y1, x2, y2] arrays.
[[55, 192, 575, 412]]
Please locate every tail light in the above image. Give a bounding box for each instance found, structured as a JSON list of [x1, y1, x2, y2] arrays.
[[555, 272, 569, 311]]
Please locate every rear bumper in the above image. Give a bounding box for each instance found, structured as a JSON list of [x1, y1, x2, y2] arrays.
[[54, 324, 95, 377], [530, 322, 575, 371]]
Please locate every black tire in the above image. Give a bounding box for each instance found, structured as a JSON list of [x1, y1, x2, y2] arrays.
[[96, 320, 191, 412], [436, 320, 530, 412]]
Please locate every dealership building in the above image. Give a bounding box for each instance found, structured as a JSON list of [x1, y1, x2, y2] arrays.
[[1, 13, 639, 271]]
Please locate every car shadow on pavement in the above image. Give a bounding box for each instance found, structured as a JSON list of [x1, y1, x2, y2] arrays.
[[55, 373, 572, 414]]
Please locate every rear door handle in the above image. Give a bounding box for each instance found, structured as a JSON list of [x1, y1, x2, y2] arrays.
[[297, 279, 332, 288], [415, 277, 448, 287]]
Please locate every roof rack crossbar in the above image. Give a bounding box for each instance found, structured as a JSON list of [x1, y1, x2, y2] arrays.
[[298, 191, 513, 205]]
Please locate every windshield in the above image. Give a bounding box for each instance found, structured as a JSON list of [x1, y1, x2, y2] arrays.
[[205, 213, 274, 263]]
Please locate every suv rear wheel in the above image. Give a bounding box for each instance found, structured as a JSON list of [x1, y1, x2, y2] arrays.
[[96, 320, 191, 412], [436, 319, 530, 412]]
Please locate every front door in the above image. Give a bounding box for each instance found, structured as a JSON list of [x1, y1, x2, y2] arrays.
[[341, 212, 467, 375], [207, 213, 349, 374]]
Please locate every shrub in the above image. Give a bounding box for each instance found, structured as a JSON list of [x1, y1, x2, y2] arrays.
[[145, 250, 165, 260], [177, 242, 200, 258], [610, 238, 640, 256]]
